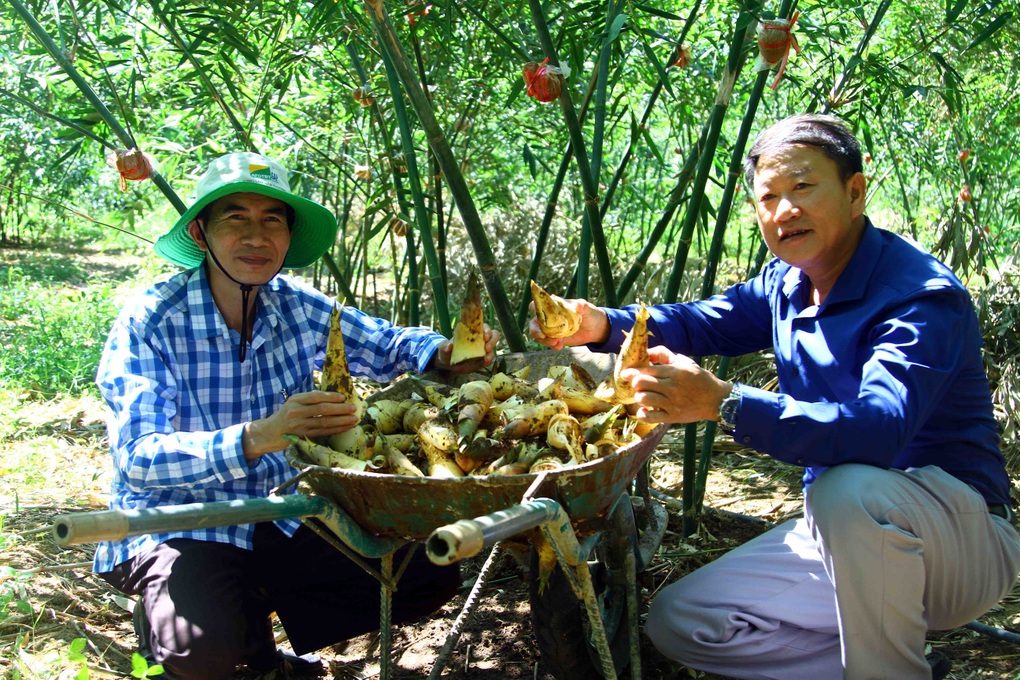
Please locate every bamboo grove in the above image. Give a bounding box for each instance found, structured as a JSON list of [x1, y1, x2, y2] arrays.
[[2, 0, 1018, 529]]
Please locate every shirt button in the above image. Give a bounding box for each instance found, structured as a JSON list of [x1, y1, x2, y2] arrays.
[[742, 436, 751, 444], [250, 394, 256, 403], [796, 458, 805, 465]]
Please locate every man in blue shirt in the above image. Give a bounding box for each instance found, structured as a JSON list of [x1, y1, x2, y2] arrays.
[[530, 114, 1019, 679], [95, 152, 499, 679]]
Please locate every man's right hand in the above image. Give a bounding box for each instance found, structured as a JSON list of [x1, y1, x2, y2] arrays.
[[242, 391, 359, 460], [528, 298, 611, 350]]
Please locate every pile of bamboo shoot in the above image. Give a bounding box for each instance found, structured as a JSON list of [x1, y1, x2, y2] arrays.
[[286, 294, 656, 479]]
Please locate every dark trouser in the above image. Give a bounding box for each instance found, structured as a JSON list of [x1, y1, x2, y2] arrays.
[[100, 523, 459, 680]]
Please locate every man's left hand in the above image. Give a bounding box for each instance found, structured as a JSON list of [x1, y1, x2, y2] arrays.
[[621, 346, 733, 424]]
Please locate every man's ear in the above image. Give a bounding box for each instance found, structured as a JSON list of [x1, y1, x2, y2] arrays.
[[187, 220, 208, 251], [848, 172, 867, 217]]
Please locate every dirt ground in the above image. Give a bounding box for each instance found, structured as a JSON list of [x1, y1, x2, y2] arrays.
[[2, 412, 1019, 680]]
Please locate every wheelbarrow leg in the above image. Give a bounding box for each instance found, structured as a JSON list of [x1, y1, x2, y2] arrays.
[[425, 494, 654, 680], [620, 512, 642, 680], [380, 553, 393, 680], [376, 546, 420, 680]]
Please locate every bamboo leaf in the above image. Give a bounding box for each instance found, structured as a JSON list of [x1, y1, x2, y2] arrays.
[[221, 30, 261, 64], [608, 14, 628, 42], [367, 210, 391, 240], [522, 144, 538, 180], [51, 139, 84, 167], [946, 0, 969, 24], [640, 37, 674, 99], [735, 12, 758, 32], [640, 124, 666, 168], [930, 52, 963, 83], [632, 4, 684, 21], [504, 75, 525, 109], [965, 12, 1013, 52]]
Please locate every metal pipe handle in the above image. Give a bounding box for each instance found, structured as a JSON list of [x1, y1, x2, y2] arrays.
[[426, 498, 562, 565], [51, 494, 329, 546]]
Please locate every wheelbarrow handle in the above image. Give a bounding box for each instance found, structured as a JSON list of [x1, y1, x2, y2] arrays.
[[52, 494, 330, 546], [426, 498, 566, 565]]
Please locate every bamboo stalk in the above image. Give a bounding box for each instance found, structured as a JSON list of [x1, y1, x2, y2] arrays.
[[616, 121, 706, 302], [514, 68, 602, 330], [606, 2, 704, 302], [664, 9, 757, 304], [8, 0, 186, 214], [379, 45, 449, 333], [321, 252, 359, 307], [364, 0, 526, 352], [678, 3, 770, 537], [824, 0, 893, 111], [682, 245, 771, 537], [527, 0, 618, 307], [456, 3, 530, 61], [64, 0, 138, 144], [682, 70, 772, 533], [877, 113, 918, 240], [389, 169, 421, 326], [0, 183, 152, 242], [575, 0, 624, 300], [407, 19, 451, 302], [599, 19, 701, 221], [344, 42, 411, 321], [700, 72, 769, 301]]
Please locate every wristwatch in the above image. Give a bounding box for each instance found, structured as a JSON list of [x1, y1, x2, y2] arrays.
[[718, 383, 742, 435]]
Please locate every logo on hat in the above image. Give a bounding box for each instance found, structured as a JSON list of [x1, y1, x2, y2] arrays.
[[249, 164, 279, 183]]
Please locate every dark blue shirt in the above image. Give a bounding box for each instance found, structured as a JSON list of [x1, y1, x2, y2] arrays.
[[594, 221, 1009, 505]]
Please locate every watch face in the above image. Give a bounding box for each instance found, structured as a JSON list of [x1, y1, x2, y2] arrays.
[[720, 385, 741, 433]]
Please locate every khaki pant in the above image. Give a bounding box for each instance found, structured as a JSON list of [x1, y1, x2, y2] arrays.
[[646, 465, 1020, 680]]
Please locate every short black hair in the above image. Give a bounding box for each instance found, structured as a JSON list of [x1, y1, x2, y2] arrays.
[[744, 113, 863, 187]]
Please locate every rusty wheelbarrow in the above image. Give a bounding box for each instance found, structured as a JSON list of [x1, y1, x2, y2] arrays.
[[51, 348, 669, 680]]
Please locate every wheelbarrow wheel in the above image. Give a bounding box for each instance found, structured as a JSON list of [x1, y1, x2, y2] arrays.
[[528, 498, 638, 679]]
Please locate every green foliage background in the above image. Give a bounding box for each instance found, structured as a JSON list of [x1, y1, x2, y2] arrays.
[[0, 5, 1018, 674], [1, 0, 1018, 453]]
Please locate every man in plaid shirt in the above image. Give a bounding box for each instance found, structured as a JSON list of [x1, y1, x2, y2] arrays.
[[94, 152, 499, 679]]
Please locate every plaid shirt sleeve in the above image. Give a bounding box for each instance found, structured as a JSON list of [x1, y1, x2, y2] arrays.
[[339, 304, 444, 379]]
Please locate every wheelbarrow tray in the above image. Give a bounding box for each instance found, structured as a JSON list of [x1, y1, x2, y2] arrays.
[[286, 348, 667, 539]]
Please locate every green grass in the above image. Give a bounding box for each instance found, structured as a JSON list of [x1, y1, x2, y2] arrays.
[[0, 261, 122, 398]]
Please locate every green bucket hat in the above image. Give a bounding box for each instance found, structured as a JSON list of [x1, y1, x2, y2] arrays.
[[154, 152, 338, 269]]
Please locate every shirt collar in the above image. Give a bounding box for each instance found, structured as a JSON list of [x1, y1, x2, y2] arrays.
[[780, 217, 880, 307], [185, 265, 226, 339], [823, 217, 880, 306], [183, 265, 284, 340]]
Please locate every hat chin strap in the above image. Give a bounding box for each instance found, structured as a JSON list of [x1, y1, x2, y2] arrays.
[[197, 222, 285, 363]]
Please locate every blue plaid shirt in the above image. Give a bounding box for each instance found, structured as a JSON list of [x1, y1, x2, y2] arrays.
[[93, 266, 444, 573]]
